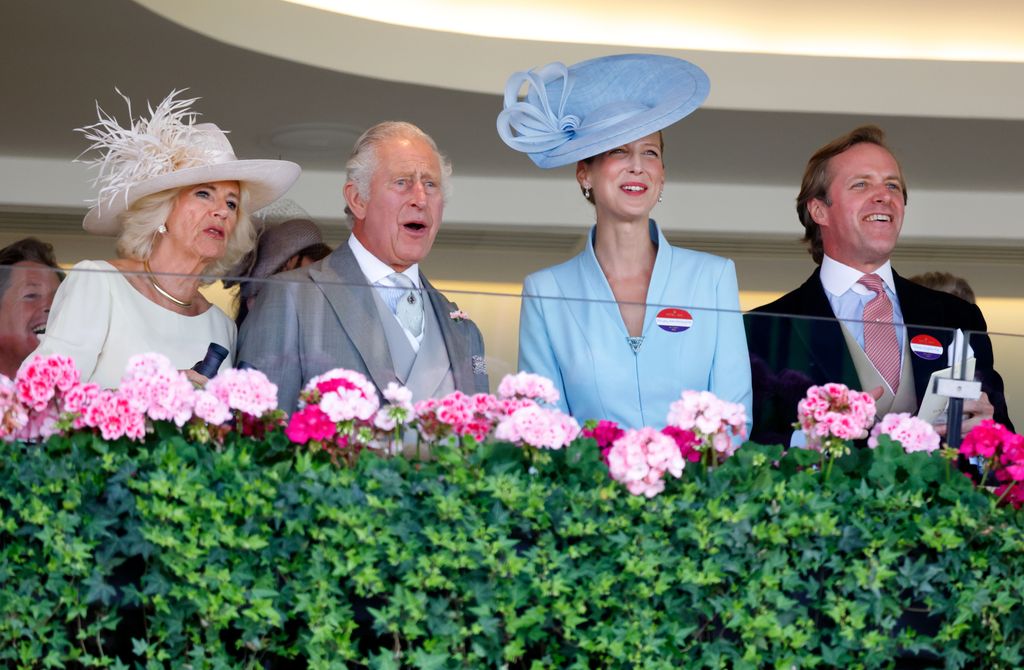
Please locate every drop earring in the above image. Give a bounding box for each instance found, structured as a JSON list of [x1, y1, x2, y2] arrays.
[[583, 185, 591, 199], [658, 191, 664, 203]]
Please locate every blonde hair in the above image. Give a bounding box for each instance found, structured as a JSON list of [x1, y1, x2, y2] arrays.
[[116, 184, 256, 279]]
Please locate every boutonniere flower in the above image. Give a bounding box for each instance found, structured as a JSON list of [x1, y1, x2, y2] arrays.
[[449, 309, 469, 322]]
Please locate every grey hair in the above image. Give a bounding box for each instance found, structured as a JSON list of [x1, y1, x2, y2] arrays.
[[344, 121, 453, 220], [115, 184, 257, 280]]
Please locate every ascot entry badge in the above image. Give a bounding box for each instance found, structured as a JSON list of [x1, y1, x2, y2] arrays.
[[656, 308, 692, 333], [910, 334, 944, 360]]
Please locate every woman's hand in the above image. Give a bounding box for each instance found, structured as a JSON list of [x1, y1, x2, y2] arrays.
[[182, 368, 210, 388]]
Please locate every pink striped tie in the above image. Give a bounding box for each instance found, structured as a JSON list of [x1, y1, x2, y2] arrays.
[[857, 273, 900, 392]]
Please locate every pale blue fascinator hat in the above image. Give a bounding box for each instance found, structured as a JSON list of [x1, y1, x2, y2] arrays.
[[496, 54, 710, 168]]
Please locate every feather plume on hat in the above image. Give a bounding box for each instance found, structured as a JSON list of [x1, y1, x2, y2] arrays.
[[78, 89, 213, 211], [75, 89, 301, 235]]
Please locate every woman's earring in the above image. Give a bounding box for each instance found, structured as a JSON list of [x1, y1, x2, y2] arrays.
[[158, 224, 168, 234], [658, 191, 664, 203], [583, 186, 591, 199]]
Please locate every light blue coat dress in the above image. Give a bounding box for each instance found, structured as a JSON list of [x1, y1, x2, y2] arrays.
[[518, 220, 752, 429]]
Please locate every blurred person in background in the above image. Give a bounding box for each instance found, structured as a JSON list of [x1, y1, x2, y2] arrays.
[[0, 238, 61, 378], [225, 199, 331, 327], [909, 271, 976, 304]]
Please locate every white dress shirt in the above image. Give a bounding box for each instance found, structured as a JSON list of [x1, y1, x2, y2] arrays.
[[348, 235, 424, 351], [819, 254, 906, 357]]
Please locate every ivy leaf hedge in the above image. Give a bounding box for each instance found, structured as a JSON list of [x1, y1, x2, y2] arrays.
[[2, 432, 1023, 669]]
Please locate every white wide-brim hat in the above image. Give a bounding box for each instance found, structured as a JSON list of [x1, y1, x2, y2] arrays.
[[79, 91, 300, 235], [496, 53, 710, 168]]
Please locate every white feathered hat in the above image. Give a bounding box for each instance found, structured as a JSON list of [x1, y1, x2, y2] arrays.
[[77, 89, 301, 235]]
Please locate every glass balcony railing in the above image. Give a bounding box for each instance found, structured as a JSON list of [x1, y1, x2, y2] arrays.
[[2, 262, 1018, 446]]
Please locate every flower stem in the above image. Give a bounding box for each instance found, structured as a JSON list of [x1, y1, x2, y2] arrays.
[[994, 481, 1017, 507]]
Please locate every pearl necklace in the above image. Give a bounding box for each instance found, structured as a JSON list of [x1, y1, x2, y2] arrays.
[[143, 259, 193, 308]]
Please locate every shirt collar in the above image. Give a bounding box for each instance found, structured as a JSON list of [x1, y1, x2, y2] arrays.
[[347, 234, 421, 288], [820, 254, 895, 297]]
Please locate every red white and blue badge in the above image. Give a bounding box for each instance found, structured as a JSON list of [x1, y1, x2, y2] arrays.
[[910, 334, 943, 360], [656, 308, 692, 333]]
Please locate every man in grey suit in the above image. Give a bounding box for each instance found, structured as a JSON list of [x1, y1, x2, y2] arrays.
[[238, 121, 488, 412]]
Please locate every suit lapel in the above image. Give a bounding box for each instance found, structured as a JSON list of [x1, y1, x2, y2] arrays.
[[787, 270, 860, 387], [423, 275, 472, 391], [894, 273, 951, 401], [310, 243, 397, 393]]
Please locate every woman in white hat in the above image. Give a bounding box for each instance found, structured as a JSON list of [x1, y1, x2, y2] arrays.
[[497, 54, 751, 430], [30, 91, 300, 388]]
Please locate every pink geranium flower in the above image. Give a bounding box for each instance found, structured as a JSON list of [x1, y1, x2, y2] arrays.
[[15, 354, 80, 412], [494, 404, 580, 450], [205, 368, 278, 418], [868, 413, 940, 453], [118, 353, 196, 427], [666, 390, 747, 464], [796, 383, 875, 457], [0, 375, 29, 442], [497, 372, 560, 405], [304, 369, 378, 423], [607, 427, 686, 498]]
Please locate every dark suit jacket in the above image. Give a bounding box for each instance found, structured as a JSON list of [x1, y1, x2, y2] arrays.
[[237, 242, 489, 413], [746, 268, 1012, 445]]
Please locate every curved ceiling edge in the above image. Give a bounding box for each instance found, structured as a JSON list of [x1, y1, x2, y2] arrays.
[[132, 0, 1024, 121]]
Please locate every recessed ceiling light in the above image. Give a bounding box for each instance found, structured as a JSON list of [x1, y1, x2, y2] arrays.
[[267, 123, 363, 154]]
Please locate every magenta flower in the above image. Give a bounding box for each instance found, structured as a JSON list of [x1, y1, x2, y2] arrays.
[[662, 425, 702, 463], [583, 419, 625, 463], [285, 405, 335, 444]]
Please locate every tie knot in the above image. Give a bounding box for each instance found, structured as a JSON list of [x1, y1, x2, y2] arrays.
[[858, 273, 884, 293], [389, 272, 415, 289]]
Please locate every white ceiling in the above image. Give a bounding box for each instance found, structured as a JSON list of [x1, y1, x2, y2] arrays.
[[284, 0, 1024, 62], [2, 0, 1023, 208]]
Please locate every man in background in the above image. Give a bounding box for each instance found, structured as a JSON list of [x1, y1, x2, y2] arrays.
[[0, 237, 61, 378]]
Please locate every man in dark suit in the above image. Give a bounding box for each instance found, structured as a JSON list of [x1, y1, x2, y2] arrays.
[[238, 121, 488, 412], [747, 125, 1011, 446]]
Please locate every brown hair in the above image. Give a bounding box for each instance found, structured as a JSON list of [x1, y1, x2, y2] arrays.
[[908, 271, 976, 304], [797, 125, 908, 264], [0, 237, 61, 296]]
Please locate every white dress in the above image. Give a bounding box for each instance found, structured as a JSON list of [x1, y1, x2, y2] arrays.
[[30, 260, 235, 389]]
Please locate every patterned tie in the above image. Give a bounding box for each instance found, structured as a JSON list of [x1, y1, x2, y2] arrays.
[[857, 273, 900, 392], [381, 272, 423, 337]]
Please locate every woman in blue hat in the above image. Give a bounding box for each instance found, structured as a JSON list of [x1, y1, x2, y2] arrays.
[[497, 54, 751, 430]]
